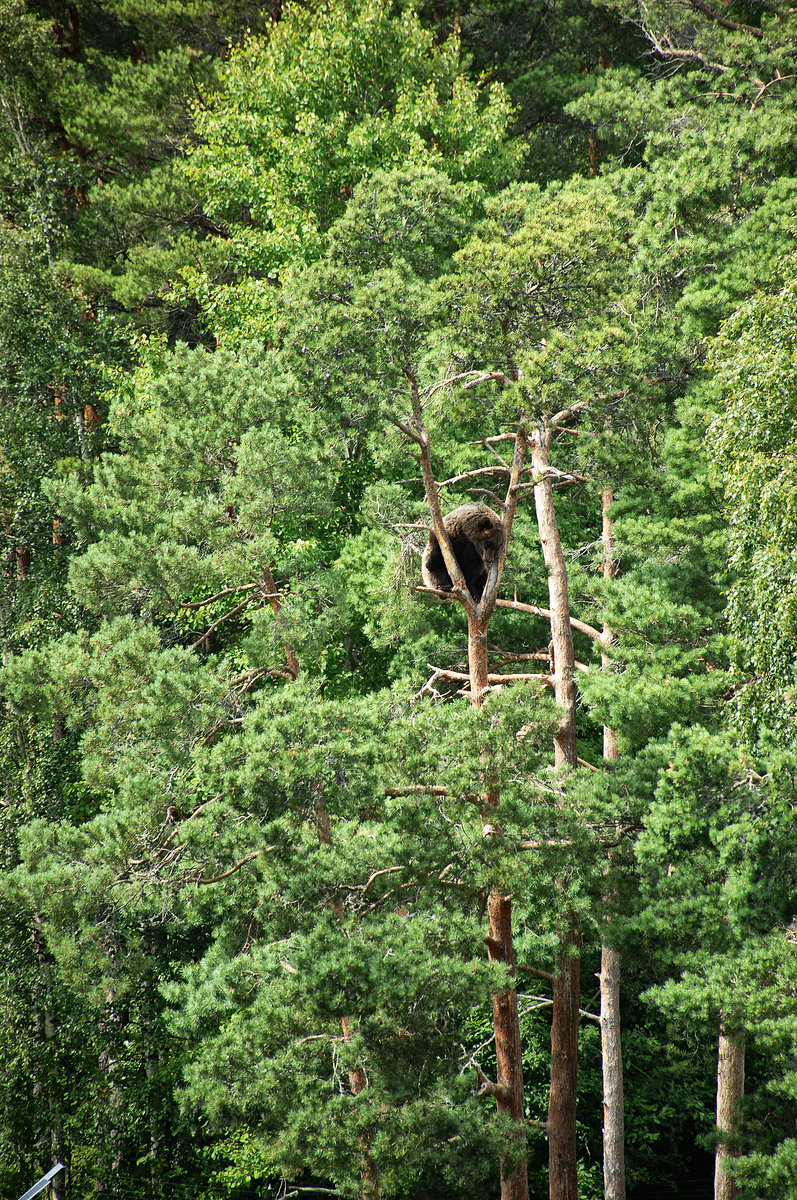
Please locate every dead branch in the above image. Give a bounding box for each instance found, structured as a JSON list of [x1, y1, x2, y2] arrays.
[[420, 369, 507, 404], [685, 0, 763, 38], [385, 785, 449, 796], [338, 865, 404, 894], [262, 562, 300, 680], [281, 1189, 340, 1198], [467, 487, 506, 506], [158, 795, 223, 850], [474, 1061, 513, 1103], [462, 370, 514, 390], [412, 584, 456, 602], [390, 414, 424, 445], [494, 597, 605, 642], [489, 648, 551, 664], [436, 464, 514, 489], [419, 665, 553, 691], [517, 964, 555, 984], [191, 595, 256, 650], [180, 583, 260, 609], [551, 400, 587, 427], [474, 437, 511, 469], [406, 367, 473, 607], [643, 25, 731, 73], [751, 70, 797, 109], [195, 850, 260, 884]]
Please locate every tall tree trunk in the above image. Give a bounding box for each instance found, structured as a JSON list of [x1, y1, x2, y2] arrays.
[[487, 894, 529, 1200], [715, 1025, 745, 1200], [531, 427, 580, 1200], [262, 563, 300, 680], [531, 431, 578, 770], [471, 612, 529, 1200], [549, 917, 581, 1200], [408, 378, 529, 1200], [600, 486, 626, 1200], [599, 943, 624, 1200]]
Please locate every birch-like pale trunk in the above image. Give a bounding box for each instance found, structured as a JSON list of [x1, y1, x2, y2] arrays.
[[715, 1025, 745, 1200], [599, 943, 625, 1200], [530, 427, 579, 1200], [600, 486, 626, 1200]]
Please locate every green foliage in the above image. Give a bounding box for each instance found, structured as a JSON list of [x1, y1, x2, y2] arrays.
[[187, 0, 519, 339], [4, 0, 797, 1195], [570, 1, 797, 336], [710, 271, 797, 743]]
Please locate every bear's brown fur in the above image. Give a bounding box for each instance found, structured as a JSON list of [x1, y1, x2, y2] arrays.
[[421, 503, 503, 601]]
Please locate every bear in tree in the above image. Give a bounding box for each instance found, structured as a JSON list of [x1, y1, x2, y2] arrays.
[[421, 503, 503, 601]]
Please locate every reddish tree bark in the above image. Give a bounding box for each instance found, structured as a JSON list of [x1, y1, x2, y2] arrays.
[[715, 1025, 745, 1200], [261, 562, 300, 680], [486, 894, 529, 1200], [549, 917, 581, 1200]]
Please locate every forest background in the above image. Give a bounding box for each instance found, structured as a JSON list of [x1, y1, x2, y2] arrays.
[[1, 2, 796, 1200]]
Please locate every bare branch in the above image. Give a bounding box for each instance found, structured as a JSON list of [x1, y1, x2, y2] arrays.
[[751, 70, 797, 109], [474, 1061, 513, 1103], [180, 583, 260, 609], [385, 785, 449, 796], [406, 368, 473, 609], [418, 665, 553, 693], [436, 464, 514, 489], [494, 597, 605, 642], [338, 866, 404, 895], [551, 400, 587, 427], [195, 850, 260, 884], [462, 370, 515, 390], [191, 595, 256, 650], [262, 562, 300, 680], [642, 23, 731, 73], [389, 414, 424, 445], [685, 0, 763, 38], [517, 964, 555, 984]]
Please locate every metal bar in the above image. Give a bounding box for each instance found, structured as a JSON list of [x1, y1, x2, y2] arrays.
[[17, 1163, 64, 1200]]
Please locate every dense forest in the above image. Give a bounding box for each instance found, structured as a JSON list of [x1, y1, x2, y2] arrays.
[[1, 2, 796, 1199]]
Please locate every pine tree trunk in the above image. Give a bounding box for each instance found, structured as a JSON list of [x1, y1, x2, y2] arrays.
[[600, 943, 625, 1200], [471, 613, 529, 1200], [715, 1025, 745, 1200], [487, 893, 529, 1200], [531, 428, 580, 1200], [548, 917, 581, 1200], [531, 431, 578, 771], [600, 486, 626, 1200], [411, 387, 529, 1200]]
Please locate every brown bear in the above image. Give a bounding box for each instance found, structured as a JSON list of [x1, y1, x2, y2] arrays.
[[421, 503, 503, 601]]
